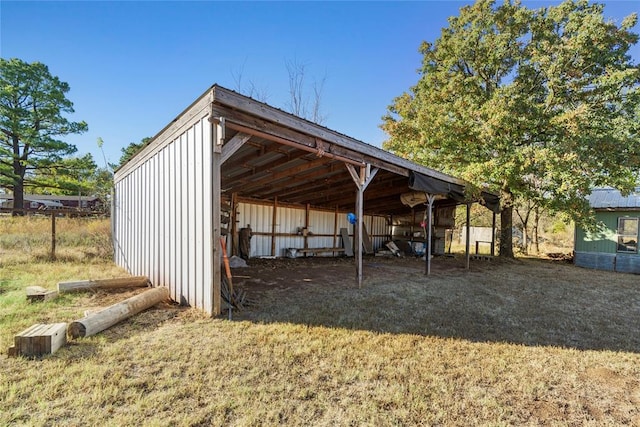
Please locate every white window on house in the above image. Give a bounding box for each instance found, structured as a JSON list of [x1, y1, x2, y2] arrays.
[[617, 217, 638, 253]]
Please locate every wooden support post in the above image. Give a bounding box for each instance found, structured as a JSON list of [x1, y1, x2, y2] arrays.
[[425, 194, 436, 275], [411, 209, 415, 238], [345, 164, 378, 288], [271, 197, 278, 256], [212, 117, 223, 316], [465, 203, 471, 270], [231, 192, 238, 256], [491, 211, 496, 257], [356, 170, 364, 287], [333, 206, 338, 252], [68, 287, 169, 338], [50, 212, 56, 260], [304, 203, 310, 252]]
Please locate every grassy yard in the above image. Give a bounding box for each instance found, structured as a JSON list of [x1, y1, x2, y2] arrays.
[[1, 217, 639, 426]]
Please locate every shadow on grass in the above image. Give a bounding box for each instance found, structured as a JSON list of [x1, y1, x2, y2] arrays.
[[232, 256, 640, 353]]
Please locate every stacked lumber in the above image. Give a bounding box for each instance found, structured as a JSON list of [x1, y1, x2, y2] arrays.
[[25, 286, 58, 302], [58, 276, 149, 293], [8, 323, 67, 357]]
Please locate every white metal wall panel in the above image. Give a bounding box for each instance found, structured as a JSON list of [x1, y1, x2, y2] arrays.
[[113, 113, 213, 313], [234, 202, 389, 257], [370, 215, 389, 250]]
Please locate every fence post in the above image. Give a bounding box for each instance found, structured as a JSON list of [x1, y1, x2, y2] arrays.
[[51, 211, 56, 260]]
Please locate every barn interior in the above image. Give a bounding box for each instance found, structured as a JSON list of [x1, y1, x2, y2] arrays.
[[210, 87, 500, 267]]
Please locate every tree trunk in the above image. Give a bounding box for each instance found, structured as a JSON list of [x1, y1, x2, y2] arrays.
[[12, 137, 26, 216], [521, 224, 528, 255], [499, 187, 514, 258], [12, 174, 25, 216], [499, 206, 514, 258], [533, 207, 541, 255]]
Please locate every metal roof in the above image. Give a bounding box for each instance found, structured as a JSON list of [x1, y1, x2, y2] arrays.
[[116, 85, 498, 215], [588, 187, 640, 210]]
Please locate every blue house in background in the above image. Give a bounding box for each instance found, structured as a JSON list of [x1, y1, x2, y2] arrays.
[[574, 187, 640, 274]]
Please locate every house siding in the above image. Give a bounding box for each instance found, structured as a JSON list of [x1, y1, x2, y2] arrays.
[[574, 210, 640, 274]]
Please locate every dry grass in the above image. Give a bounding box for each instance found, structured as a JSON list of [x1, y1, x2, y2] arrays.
[[0, 215, 113, 265], [1, 218, 639, 426]]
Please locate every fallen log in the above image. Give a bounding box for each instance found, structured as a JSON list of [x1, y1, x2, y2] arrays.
[[58, 276, 149, 293], [68, 287, 169, 338]]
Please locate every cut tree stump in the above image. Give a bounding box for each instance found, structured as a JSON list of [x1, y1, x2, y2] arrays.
[[68, 286, 169, 338], [58, 276, 149, 293], [8, 323, 67, 357], [26, 286, 59, 302]]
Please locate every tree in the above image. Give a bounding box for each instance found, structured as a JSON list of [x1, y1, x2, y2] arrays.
[[114, 137, 151, 170], [0, 58, 88, 214], [29, 153, 97, 195], [285, 57, 327, 125], [382, 0, 640, 257]]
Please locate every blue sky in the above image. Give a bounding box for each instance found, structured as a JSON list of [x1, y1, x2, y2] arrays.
[[1, 1, 639, 168]]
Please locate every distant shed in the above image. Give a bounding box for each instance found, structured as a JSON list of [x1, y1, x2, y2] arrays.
[[112, 85, 499, 316], [574, 187, 640, 274]]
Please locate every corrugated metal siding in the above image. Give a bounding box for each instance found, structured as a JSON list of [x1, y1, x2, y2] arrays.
[[369, 215, 389, 250], [235, 203, 389, 257], [574, 210, 640, 274], [575, 211, 624, 254], [614, 254, 640, 274], [589, 187, 640, 209], [113, 114, 213, 313], [574, 252, 616, 271]]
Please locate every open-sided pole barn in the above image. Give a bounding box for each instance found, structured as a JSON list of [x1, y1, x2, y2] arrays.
[[113, 85, 499, 316]]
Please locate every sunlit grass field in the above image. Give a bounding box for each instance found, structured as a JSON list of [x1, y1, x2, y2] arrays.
[[1, 216, 639, 426]]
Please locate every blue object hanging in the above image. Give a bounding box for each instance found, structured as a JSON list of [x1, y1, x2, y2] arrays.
[[347, 213, 357, 225]]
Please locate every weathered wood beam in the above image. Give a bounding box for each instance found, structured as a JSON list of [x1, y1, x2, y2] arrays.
[[223, 149, 311, 183], [221, 132, 251, 164], [68, 287, 169, 338], [58, 276, 150, 293], [234, 157, 331, 194]]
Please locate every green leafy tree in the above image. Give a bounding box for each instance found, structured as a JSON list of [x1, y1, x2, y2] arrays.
[[29, 153, 97, 195], [0, 58, 88, 214], [382, 0, 640, 257], [114, 137, 151, 170]]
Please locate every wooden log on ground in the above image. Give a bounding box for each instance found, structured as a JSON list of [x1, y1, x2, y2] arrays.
[[8, 323, 67, 357], [58, 276, 150, 293], [68, 287, 169, 338], [26, 286, 59, 302]]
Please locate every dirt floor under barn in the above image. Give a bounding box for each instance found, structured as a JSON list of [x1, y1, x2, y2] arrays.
[[227, 254, 640, 353]]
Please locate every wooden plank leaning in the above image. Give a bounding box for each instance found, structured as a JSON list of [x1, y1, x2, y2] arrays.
[[68, 287, 169, 338], [58, 276, 150, 293]]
